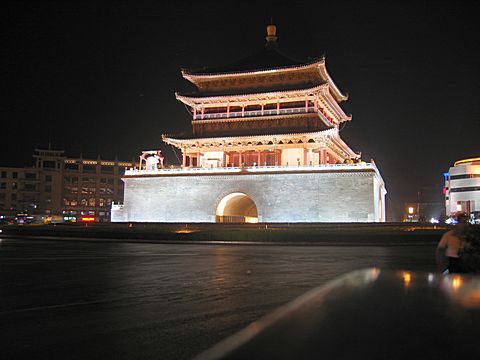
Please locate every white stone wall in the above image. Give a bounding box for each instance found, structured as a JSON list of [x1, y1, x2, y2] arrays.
[[112, 170, 386, 223]]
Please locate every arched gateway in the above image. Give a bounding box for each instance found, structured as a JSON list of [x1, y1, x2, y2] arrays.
[[216, 193, 258, 223]]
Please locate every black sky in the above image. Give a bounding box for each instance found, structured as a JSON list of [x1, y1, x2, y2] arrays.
[[1, 0, 479, 220]]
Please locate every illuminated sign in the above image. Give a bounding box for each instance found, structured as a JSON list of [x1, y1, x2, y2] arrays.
[[81, 216, 96, 223]]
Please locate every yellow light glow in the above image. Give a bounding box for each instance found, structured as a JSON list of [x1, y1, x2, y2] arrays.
[[403, 272, 411, 286], [245, 216, 259, 223], [175, 229, 194, 234], [456, 204, 463, 212], [454, 157, 480, 166], [452, 276, 462, 290], [458, 289, 480, 308], [408, 207, 414, 215]]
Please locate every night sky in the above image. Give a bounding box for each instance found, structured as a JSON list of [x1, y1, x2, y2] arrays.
[[1, 1, 479, 220]]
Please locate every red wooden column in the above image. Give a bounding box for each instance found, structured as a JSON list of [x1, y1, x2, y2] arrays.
[[257, 151, 261, 166], [238, 151, 242, 166], [182, 151, 186, 167], [196, 151, 200, 167], [303, 148, 308, 165], [277, 150, 282, 166]]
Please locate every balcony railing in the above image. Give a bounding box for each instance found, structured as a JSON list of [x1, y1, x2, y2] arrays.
[[195, 107, 318, 120], [124, 162, 376, 176]]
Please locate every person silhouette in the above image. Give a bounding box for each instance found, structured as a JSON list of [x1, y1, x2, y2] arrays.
[[436, 213, 470, 274]]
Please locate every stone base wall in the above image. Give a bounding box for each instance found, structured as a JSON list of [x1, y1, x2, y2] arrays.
[[111, 170, 386, 223]]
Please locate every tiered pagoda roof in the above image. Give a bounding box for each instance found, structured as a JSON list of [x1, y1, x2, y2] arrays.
[[165, 24, 355, 160]]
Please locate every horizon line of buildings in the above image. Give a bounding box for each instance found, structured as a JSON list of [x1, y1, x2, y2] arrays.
[[1, 152, 477, 224], [0, 148, 137, 223]]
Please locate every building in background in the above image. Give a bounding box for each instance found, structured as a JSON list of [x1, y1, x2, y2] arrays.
[[402, 186, 445, 223], [112, 25, 387, 223], [445, 157, 480, 223], [0, 149, 136, 222]]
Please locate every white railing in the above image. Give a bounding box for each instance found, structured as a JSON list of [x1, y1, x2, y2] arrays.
[[124, 162, 376, 176]]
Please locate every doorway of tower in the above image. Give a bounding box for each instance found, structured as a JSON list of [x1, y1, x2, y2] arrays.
[[216, 192, 258, 223]]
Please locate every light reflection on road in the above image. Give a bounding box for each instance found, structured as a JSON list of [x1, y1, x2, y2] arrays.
[[0, 237, 436, 359]]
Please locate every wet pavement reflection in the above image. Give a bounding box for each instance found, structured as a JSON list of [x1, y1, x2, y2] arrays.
[[0, 237, 437, 359]]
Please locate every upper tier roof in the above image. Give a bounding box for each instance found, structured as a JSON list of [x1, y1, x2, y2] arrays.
[[179, 25, 347, 102], [184, 46, 322, 76]]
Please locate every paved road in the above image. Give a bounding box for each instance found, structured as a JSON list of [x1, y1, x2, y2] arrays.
[[0, 237, 437, 359]]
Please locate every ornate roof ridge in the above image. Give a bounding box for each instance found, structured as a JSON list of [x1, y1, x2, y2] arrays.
[[181, 57, 325, 79], [175, 83, 329, 104], [162, 128, 338, 144]]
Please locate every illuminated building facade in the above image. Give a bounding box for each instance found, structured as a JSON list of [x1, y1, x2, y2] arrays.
[[0, 149, 135, 222], [112, 25, 386, 223], [445, 157, 480, 221]]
